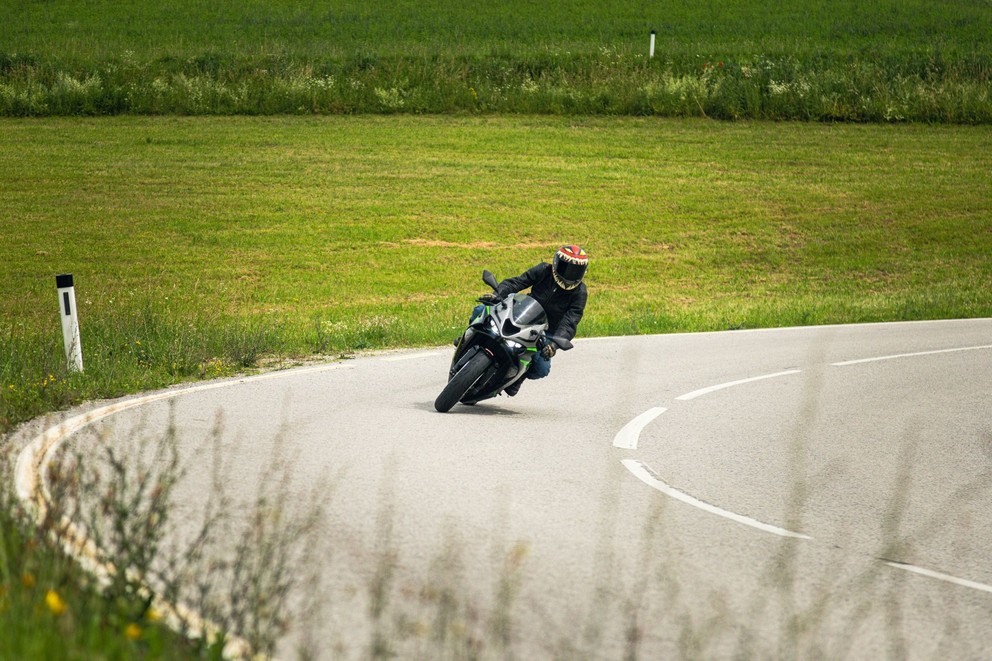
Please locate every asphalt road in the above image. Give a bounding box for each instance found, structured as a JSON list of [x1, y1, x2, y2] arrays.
[[17, 319, 992, 659]]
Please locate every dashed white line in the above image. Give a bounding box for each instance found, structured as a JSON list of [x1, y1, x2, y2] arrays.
[[622, 459, 812, 539], [612, 407, 667, 450], [832, 344, 992, 366], [616, 339, 992, 597], [885, 561, 992, 595], [675, 369, 801, 401]]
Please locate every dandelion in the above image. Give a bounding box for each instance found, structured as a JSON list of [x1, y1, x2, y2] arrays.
[[45, 589, 66, 616], [125, 623, 142, 640], [146, 606, 161, 622]]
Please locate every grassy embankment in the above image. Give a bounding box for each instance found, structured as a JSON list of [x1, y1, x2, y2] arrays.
[[0, 0, 990, 120]]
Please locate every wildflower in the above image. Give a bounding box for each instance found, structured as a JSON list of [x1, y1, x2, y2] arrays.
[[505, 541, 529, 571], [125, 623, 142, 640], [135, 340, 141, 346], [21, 573, 35, 589], [146, 607, 161, 622], [45, 589, 66, 616]]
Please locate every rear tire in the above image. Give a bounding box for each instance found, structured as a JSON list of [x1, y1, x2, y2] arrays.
[[435, 352, 491, 412]]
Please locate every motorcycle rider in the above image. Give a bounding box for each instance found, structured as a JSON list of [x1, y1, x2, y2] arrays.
[[473, 245, 589, 396]]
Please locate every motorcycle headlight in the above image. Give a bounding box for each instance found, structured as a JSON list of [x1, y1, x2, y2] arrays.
[[505, 339, 524, 351]]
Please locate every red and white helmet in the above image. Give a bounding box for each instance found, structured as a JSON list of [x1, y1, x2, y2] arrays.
[[552, 245, 588, 290]]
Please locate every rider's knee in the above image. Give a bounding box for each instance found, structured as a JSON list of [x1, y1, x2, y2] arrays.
[[527, 355, 551, 380]]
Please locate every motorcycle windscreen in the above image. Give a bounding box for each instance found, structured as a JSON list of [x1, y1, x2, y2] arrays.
[[509, 294, 548, 326]]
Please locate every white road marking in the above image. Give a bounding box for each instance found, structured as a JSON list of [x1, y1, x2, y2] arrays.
[[675, 369, 801, 401], [18, 360, 351, 507], [615, 336, 992, 597], [612, 407, 667, 450], [885, 561, 992, 595], [831, 344, 992, 366], [621, 459, 813, 539], [13, 359, 350, 658]]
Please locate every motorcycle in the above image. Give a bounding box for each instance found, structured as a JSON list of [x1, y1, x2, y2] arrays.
[[434, 270, 573, 412]]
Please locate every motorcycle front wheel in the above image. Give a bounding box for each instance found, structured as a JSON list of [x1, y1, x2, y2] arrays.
[[434, 352, 491, 412]]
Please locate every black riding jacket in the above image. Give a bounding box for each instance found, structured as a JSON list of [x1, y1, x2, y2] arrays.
[[494, 263, 587, 342]]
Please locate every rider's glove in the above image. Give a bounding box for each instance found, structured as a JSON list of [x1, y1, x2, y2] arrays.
[[540, 341, 558, 360], [478, 292, 501, 305]]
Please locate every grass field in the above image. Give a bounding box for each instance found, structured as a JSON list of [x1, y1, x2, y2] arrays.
[[1, 0, 990, 119]]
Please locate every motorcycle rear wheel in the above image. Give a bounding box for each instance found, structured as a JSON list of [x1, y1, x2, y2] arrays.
[[434, 352, 491, 412]]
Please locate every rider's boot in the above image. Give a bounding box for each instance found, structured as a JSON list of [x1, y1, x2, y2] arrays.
[[504, 380, 522, 397]]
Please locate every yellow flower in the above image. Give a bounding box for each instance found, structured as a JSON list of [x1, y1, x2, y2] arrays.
[[146, 607, 161, 622], [21, 573, 35, 589], [125, 623, 142, 640], [45, 589, 66, 616]]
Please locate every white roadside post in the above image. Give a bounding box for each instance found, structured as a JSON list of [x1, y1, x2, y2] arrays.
[[56, 273, 84, 372], [649, 30, 656, 58]]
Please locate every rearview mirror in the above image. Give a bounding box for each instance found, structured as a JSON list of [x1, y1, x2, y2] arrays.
[[482, 270, 498, 291]]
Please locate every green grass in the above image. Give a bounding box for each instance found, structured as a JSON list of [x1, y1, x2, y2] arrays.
[[3, 0, 988, 60], [2, 115, 991, 433], [0, 0, 989, 119], [0, 456, 228, 660]]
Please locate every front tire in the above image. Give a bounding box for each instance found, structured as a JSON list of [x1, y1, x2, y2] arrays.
[[435, 352, 490, 412]]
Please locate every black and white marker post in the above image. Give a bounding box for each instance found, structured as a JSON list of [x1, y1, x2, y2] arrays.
[[649, 30, 656, 58], [56, 274, 84, 372]]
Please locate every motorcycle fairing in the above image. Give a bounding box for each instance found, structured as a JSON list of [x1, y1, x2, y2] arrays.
[[450, 294, 548, 403]]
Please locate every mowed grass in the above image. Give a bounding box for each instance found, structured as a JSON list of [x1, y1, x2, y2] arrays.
[[2, 115, 991, 431], [3, 0, 987, 60], [1, 0, 989, 119]]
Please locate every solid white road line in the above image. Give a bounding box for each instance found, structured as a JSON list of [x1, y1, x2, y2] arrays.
[[831, 344, 992, 366], [13, 359, 351, 659], [886, 561, 992, 595], [621, 459, 813, 539], [612, 407, 667, 450], [675, 369, 802, 401], [16, 361, 351, 507]]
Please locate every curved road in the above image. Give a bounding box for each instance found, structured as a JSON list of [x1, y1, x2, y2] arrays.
[[13, 319, 992, 659]]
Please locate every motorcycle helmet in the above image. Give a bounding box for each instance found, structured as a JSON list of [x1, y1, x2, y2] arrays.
[[552, 245, 588, 290]]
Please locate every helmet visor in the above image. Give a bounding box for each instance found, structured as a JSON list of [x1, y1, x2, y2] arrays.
[[555, 258, 587, 285]]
